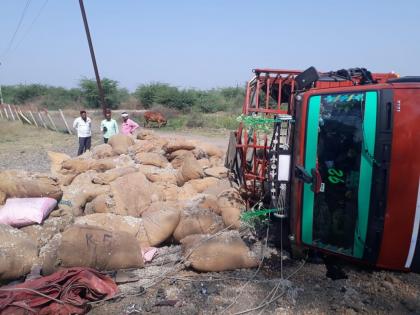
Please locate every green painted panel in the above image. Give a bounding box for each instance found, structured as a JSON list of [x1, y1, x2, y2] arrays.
[[353, 91, 377, 258], [302, 95, 321, 245]]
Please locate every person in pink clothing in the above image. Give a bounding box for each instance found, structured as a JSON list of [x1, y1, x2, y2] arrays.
[[121, 112, 139, 135]]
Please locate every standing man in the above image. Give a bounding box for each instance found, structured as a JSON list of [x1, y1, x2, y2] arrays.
[[121, 112, 139, 135], [73, 110, 92, 155], [100, 109, 118, 143]]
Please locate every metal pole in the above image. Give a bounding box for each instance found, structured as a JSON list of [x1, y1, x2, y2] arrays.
[[78, 0, 107, 117]]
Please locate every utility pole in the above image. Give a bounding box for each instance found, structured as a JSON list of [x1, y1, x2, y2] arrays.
[[0, 62, 3, 104], [78, 0, 107, 116]]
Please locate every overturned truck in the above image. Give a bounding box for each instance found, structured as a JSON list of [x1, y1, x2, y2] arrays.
[[226, 67, 420, 272]]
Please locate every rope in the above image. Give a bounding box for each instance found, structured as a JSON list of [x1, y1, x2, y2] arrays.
[[0, 287, 64, 304], [220, 223, 270, 314]]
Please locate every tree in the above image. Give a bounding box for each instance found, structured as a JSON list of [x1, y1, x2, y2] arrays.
[[79, 77, 124, 109]]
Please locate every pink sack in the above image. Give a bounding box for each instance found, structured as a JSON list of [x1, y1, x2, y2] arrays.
[[0, 197, 57, 227]]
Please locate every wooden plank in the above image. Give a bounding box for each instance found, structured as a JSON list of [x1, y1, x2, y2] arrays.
[[29, 111, 38, 127], [19, 110, 33, 125], [7, 104, 15, 120], [14, 106, 22, 123], [59, 109, 72, 135], [0, 106, 3, 119], [38, 111, 48, 129], [46, 112, 58, 131], [3, 107, 9, 120]]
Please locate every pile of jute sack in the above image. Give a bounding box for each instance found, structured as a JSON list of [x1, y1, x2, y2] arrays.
[[0, 131, 259, 281]]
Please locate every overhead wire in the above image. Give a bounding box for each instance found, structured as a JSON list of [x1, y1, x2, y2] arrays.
[[1, 0, 32, 59], [12, 0, 49, 53]]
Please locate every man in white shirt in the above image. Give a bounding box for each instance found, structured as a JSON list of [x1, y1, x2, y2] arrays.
[[73, 110, 92, 156]]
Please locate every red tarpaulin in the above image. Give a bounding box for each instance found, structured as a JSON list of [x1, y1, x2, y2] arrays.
[[0, 267, 118, 315]]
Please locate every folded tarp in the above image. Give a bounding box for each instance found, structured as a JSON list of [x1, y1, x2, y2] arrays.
[[0, 267, 118, 315]]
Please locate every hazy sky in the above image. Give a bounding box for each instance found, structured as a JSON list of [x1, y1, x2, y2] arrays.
[[1, 0, 419, 91]]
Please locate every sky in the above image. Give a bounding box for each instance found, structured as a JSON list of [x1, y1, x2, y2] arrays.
[[0, 0, 419, 91]]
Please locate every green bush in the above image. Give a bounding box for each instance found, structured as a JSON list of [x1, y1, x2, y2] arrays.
[[79, 77, 127, 109]]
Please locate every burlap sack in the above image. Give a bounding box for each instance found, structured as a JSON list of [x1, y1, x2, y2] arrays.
[[173, 209, 225, 242], [60, 171, 110, 216], [196, 195, 221, 214], [171, 151, 195, 169], [55, 225, 143, 271], [111, 172, 162, 217], [47, 151, 71, 176], [142, 201, 184, 215], [197, 158, 211, 169], [146, 172, 177, 185], [92, 166, 137, 185], [137, 130, 158, 140], [209, 156, 224, 168], [0, 170, 62, 202], [136, 152, 168, 168], [217, 189, 244, 229], [163, 139, 195, 153], [204, 166, 228, 179], [202, 179, 231, 197], [181, 231, 258, 272], [0, 224, 38, 280], [108, 134, 135, 155], [130, 140, 160, 154], [21, 215, 74, 249], [154, 183, 197, 201], [190, 141, 224, 158], [75, 210, 180, 248], [176, 155, 204, 186], [187, 177, 220, 193], [92, 143, 114, 159], [168, 149, 191, 161], [61, 158, 116, 174]]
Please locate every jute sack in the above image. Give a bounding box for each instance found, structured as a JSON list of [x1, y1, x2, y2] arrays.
[[129, 140, 159, 154], [171, 151, 194, 169], [108, 134, 135, 155], [47, 151, 70, 176], [176, 154, 204, 186], [154, 183, 197, 201], [163, 139, 195, 153], [197, 158, 211, 169], [187, 177, 220, 193], [137, 129, 158, 140], [60, 171, 110, 216], [168, 149, 191, 161], [54, 225, 143, 271], [181, 231, 258, 272], [92, 143, 114, 159], [146, 172, 177, 185], [173, 209, 225, 242], [196, 194, 221, 214], [21, 215, 74, 249], [75, 210, 180, 248], [110, 172, 162, 217], [204, 166, 228, 179], [92, 166, 138, 185], [142, 200, 184, 215], [190, 141, 224, 158], [0, 170, 62, 203], [217, 189, 245, 230], [0, 224, 38, 280], [136, 152, 168, 168]]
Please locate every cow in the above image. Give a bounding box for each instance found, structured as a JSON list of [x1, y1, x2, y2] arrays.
[[143, 111, 167, 128]]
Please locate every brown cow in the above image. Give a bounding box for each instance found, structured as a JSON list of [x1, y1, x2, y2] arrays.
[[143, 111, 167, 128]]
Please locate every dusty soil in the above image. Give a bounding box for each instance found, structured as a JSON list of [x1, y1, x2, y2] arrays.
[[0, 120, 419, 315]]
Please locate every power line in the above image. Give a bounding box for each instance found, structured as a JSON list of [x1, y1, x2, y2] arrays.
[[1, 0, 33, 59], [12, 0, 49, 53]]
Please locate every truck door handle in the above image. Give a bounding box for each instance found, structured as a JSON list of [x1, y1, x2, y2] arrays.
[[295, 165, 312, 183], [295, 165, 322, 193]]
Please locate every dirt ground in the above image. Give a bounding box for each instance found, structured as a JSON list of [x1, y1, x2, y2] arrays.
[[0, 120, 419, 315]]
